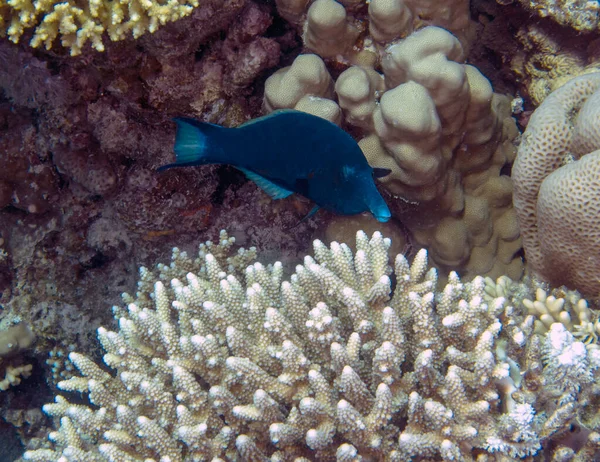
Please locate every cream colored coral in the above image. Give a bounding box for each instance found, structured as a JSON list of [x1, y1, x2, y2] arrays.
[[302, 0, 359, 59], [24, 230, 600, 460], [382, 26, 467, 131], [371, 80, 443, 189], [263, 25, 521, 282], [367, 0, 413, 43], [263, 54, 335, 112], [512, 72, 600, 299], [368, 27, 519, 280], [515, 0, 599, 32], [335, 66, 385, 130], [272, 0, 473, 67], [1, 0, 199, 55], [0, 363, 33, 390]]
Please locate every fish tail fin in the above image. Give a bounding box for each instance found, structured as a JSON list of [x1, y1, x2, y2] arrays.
[[158, 117, 221, 172]]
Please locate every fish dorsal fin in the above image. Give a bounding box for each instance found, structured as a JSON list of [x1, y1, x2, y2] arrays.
[[237, 167, 294, 200], [237, 109, 299, 129]]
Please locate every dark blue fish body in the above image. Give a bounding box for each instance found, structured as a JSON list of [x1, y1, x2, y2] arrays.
[[159, 110, 391, 222]]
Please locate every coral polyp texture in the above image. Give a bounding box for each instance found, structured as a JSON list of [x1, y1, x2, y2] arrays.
[[514, 0, 599, 32], [512, 72, 600, 300], [511, 24, 600, 106], [264, 25, 522, 282], [23, 230, 600, 461], [0, 0, 199, 55]]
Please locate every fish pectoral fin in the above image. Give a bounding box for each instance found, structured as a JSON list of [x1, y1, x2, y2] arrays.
[[304, 204, 320, 219], [286, 204, 321, 230], [237, 167, 294, 200]]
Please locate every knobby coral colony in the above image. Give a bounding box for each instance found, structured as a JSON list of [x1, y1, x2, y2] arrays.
[[23, 231, 600, 461]]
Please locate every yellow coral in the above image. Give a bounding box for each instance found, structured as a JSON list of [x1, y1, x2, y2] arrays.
[[0, 0, 199, 55], [513, 24, 600, 106]]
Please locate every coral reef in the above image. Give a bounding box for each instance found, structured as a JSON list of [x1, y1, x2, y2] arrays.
[[511, 23, 600, 106], [523, 286, 600, 343], [0, 112, 60, 215], [21, 231, 600, 460], [278, 0, 473, 56], [264, 26, 522, 282], [3, 0, 600, 459], [0, 0, 201, 55], [0, 0, 304, 361], [512, 0, 600, 32], [512, 72, 600, 300], [0, 323, 35, 392]]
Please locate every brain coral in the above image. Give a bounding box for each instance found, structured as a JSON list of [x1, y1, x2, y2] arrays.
[[512, 72, 600, 300]]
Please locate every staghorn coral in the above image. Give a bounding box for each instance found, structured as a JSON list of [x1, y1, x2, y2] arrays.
[[0, 0, 200, 55], [22, 230, 600, 460], [264, 26, 522, 282], [512, 71, 600, 300], [511, 23, 600, 106]]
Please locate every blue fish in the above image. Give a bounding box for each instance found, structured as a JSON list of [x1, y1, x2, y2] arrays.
[[159, 110, 391, 222]]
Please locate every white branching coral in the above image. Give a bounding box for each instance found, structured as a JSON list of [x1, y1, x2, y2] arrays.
[[24, 231, 600, 461]]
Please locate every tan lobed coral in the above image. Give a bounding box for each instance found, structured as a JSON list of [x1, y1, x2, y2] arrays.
[[512, 72, 600, 300], [0, 0, 200, 55], [22, 230, 600, 461], [264, 26, 522, 282], [522, 286, 600, 343], [276, 0, 472, 57]]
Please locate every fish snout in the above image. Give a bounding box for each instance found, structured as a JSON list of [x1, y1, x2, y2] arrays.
[[372, 203, 391, 222], [375, 210, 391, 222], [364, 187, 391, 222]]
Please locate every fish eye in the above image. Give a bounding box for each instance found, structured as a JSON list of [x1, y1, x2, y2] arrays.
[[373, 168, 392, 179]]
